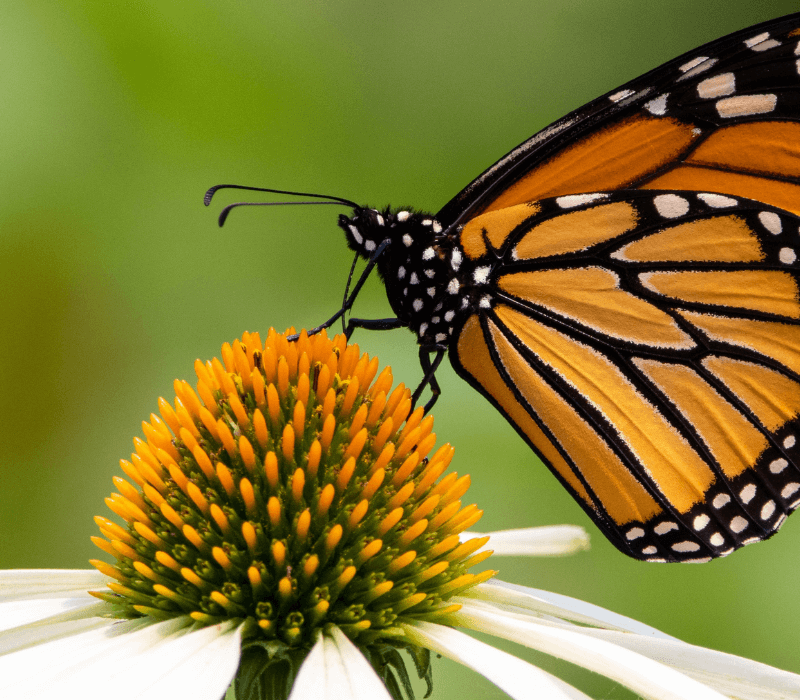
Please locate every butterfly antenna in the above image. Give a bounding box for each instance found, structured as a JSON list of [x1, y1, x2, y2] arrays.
[[205, 184, 360, 226], [215, 200, 354, 227]]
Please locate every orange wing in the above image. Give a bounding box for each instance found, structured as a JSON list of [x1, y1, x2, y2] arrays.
[[449, 190, 800, 561]]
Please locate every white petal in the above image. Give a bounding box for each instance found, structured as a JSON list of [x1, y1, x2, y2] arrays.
[[462, 526, 589, 556], [451, 601, 727, 700], [0, 597, 108, 633], [0, 617, 170, 696], [0, 615, 242, 700], [0, 569, 109, 602], [462, 580, 673, 637], [290, 626, 392, 700], [577, 628, 800, 700], [289, 633, 329, 700], [403, 620, 592, 700], [136, 620, 243, 700], [0, 602, 114, 651]]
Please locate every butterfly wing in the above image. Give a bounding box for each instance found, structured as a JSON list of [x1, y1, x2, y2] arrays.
[[436, 12, 800, 230], [449, 189, 800, 561], [437, 11, 800, 561]]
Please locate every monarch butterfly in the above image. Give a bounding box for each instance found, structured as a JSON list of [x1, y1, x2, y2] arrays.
[[208, 12, 800, 562]]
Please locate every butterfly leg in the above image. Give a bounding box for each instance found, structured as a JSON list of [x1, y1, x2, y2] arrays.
[[293, 238, 392, 340], [344, 316, 405, 338], [412, 347, 446, 413]]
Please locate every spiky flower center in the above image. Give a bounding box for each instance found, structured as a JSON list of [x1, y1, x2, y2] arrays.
[[91, 329, 493, 654]]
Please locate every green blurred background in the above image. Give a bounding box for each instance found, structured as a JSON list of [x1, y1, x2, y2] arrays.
[[2, 1, 798, 697]]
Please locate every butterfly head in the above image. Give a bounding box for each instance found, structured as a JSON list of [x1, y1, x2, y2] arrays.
[[338, 207, 390, 259], [337, 207, 447, 260]]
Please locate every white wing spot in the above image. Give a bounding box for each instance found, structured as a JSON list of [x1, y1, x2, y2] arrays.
[[444, 310, 455, 322], [364, 240, 376, 252], [422, 219, 432, 227], [397, 211, 410, 222], [745, 32, 780, 51], [427, 287, 436, 297], [709, 532, 725, 546], [431, 316, 440, 324], [435, 333, 447, 343], [644, 93, 668, 115], [679, 56, 709, 72], [424, 269, 435, 278], [451, 249, 463, 271], [654, 194, 689, 218], [672, 541, 701, 553], [642, 545, 658, 555], [783, 434, 796, 449], [432, 221, 443, 233], [422, 247, 435, 260], [756, 39, 782, 51], [697, 72, 735, 99], [678, 56, 718, 80], [796, 59, 800, 77], [693, 514, 710, 531], [555, 193, 609, 208], [654, 521, 678, 535], [761, 501, 776, 520], [376, 214, 385, 226], [697, 193, 738, 208], [713, 493, 731, 509], [410, 272, 419, 285], [730, 515, 748, 533], [759, 211, 782, 234], [447, 279, 460, 294], [473, 266, 491, 284], [717, 94, 777, 118], [479, 296, 492, 309], [740, 484, 756, 504], [461, 296, 470, 308], [609, 89, 635, 102], [745, 32, 770, 48], [782, 483, 800, 499], [795, 40, 800, 55], [626, 527, 645, 540], [403, 234, 413, 247], [412, 299, 423, 312], [779, 246, 796, 264], [397, 266, 406, 280], [770, 458, 789, 474], [419, 323, 428, 335]]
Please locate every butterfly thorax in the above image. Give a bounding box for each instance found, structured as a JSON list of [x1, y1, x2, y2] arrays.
[[338, 207, 478, 347]]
